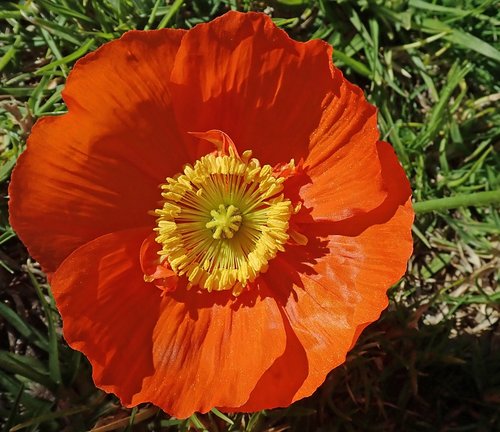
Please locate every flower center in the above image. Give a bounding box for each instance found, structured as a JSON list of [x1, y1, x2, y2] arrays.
[[154, 146, 292, 296]]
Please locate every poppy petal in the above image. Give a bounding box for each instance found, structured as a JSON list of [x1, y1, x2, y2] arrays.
[[170, 11, 385, 219], [300, 73, 385, 220], [228, 141, 413, 410], [50, 228, 162, 403], [287, 142, 414, 402], [330, 141, 415, 330], [291, 206, 412, 402], [169, 11, 331, 164], [9, 29, 186, 273], [222, 309, 309, 412], [130, 286, 287, 418]]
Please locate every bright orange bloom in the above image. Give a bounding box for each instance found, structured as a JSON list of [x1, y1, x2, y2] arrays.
[[9, 12, 414, 417]]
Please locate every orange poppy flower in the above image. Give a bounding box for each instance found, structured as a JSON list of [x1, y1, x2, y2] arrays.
[[8, 11, 414, 417]]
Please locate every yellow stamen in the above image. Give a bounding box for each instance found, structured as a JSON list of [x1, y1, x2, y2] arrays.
[[154, 149, 292, 295]]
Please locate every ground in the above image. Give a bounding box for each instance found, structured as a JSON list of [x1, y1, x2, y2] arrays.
[[0, 0, 499, 431]]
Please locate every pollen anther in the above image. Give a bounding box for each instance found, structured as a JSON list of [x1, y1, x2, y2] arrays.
[[154, 149, 292, 295]]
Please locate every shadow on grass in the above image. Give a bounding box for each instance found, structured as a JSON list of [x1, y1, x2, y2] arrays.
[[272, 306, 500, 432]]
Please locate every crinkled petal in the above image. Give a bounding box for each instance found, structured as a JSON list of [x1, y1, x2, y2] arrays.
[[221, 304, 309, 412], [300, 72, 384, 220], [288, 207, 412, 402], [9, 29, 186, 273], [50, 228, 162, 403], [131, 285, 287, 418], [170, 11, 331, 163]]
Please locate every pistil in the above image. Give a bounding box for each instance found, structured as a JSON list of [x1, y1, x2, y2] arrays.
[[206, 204, 242, 239]]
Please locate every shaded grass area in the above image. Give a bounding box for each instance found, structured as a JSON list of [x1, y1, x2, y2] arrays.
[[0, 0, 499, 431]]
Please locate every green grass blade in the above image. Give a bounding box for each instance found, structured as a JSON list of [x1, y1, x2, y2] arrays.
[[28, 271, 62, 385], [0, 302, 49, 351], [157, 0, 184, 29], [414, 190, 500, 213]]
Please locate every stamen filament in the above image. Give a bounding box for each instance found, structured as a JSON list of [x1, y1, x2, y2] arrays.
[[155, 149, 292, 295]]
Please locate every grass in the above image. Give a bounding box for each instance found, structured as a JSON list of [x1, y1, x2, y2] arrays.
[[0, 0, 499, 430]]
